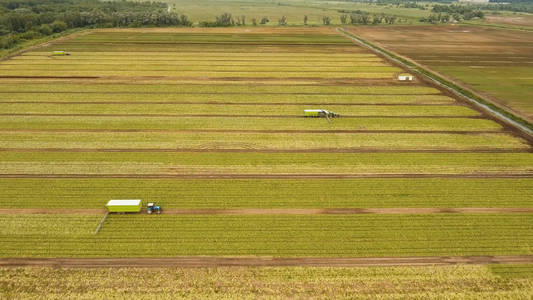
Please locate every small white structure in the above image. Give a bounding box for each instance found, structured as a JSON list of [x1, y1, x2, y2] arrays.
[[398, 74, 413, 81]]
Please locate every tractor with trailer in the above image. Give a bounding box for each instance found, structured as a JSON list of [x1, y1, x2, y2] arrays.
[[304, 109, 339, 121], [146, 202, 162, 214]]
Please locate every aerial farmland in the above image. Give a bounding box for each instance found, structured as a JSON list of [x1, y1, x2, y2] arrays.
[[0, 26, 532, 298]]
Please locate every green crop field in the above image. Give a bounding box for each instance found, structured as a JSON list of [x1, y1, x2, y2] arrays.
[[2, 213, 532, 257], [0, 26, 532, 297], [1, 178, 531, 209]]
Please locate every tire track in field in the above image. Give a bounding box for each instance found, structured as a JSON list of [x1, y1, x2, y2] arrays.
[[1, 255, 532, 267], [0, 173, 531, 179], [0, 113, 485, 119], [3, 208, 532, 215], [0, 148, 530, 153]]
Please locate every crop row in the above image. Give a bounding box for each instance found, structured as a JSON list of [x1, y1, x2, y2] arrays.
[[1, 152, 532, 176], [68, 32, 353, 44], [0, 131, 526, 150], [0, 83, 441, 94], [0, 104, 478, 117], [0, 93, 455, 105], [0, 65, 401, 73], [38, 43, 367, 53], [4, 60, 389, 67], [25, 51, 378, 57], [1, 178, 531, 209], [0, 116, 502, 131], [0, 70, 397, 78], [1, 214, 532, 257]]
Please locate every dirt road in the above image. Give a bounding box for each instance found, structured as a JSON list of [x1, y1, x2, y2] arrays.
[[1, 255, 532, 268]]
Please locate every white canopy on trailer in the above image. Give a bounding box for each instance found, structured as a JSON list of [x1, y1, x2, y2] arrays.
[[106, 199, 141, 206]]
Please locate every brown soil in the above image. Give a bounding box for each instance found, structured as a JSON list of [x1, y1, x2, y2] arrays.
[[1, 255, 532, 268], [1, 148, 529, 153], [2, 207, 532, 215], [0, 101, 453, 106], [0, 208, 105, 214], [0, 173, 530, 179], [144, 208, 533, 215]]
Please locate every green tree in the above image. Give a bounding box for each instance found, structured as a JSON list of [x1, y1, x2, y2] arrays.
[[51, 20, 68, 33], [38, 24, 53, 35], [340, 14, 348, 25]]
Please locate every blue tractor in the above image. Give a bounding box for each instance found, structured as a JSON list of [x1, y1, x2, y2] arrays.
[[146, 202, 162, 214]]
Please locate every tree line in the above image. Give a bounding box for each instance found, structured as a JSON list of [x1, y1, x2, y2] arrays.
[[420, 4, 484, 23], [0, 0, 192, 50]]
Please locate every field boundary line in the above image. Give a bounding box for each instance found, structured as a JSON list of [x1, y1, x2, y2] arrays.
[[337, 27, 533, 138], [1, 255, 532, 267], [2, 208, 532, 215]]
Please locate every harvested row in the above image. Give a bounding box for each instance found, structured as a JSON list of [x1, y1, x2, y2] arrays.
[[0, 132, 527, 150], [3, 60, 389, 67], [0, 84, 441, 94], [0, 152, 531, 176], [0, 178, 531, 209], [31, 43, 370, 53], [0, 104, 479, 117], [0, 116, 502, 131], [1, 265, 532, 299], [0, 70, 397, 78], [0, 65, 402, 73], [23, 51, 379, 57], [1, 214, 532, 257], [0, 94, 456, 105], [64, 33, 353, 44]]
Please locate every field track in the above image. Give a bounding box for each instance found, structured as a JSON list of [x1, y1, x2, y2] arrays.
[[2, 208, 533, 215], [2, 255, 533, 268]]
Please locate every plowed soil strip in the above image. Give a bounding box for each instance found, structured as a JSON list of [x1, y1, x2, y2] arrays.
[[0, 129, 504, 134], [0, 173, 531, 179], [0, 113, 483, 119], [2, 208, 532, 215], [1, 148, 530, 153], [1, 255, 532, 267]]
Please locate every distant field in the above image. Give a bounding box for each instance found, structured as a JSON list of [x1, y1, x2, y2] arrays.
[[167, 0, 430, 25], [0, 27, 531, 277], [348, 25, 533, 122]]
